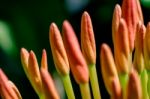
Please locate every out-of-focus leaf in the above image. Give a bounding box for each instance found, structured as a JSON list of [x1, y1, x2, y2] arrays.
[[0, 21, 17, 55]]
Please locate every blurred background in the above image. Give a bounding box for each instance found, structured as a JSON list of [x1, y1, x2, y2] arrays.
[[0, 0, 150, 98]]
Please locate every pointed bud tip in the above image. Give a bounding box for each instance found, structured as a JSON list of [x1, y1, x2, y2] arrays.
[[115, 4, 121, 9], [42, 49, 46, 55], [50, 22, 57, 31], [28, 50, 37, 66], [101, 43, 111, 55], [82, 11, 90, 23], [62, 20, 70, 30], [147, 22, 150, 28], [21, 47, 26, 52], [136, 21, 145, 42], [82, 11, 89, 18], [112, 4, 122, 44], [29, 50, 34, 57], [41, 49, 48, 70], [114, 4, 122, 15], [62, 20, 69, 35], [115, 4, 122, 16], [20, 48, 29, 55]]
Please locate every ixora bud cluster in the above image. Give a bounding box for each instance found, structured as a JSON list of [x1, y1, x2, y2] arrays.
[[0, 0, 149, 99]]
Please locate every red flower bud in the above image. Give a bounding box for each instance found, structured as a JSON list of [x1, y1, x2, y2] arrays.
[[62, 20, 89, 84]]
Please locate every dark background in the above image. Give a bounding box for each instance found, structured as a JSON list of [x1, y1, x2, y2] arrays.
[[0, 0, 150, 98]]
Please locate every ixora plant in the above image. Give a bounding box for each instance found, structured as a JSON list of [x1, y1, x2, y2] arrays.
[[0, 0, 150, 99]]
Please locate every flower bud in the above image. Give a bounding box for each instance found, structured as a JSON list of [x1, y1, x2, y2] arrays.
[[41, 49, 48, 70], [49, 23, 70, 76], [28, 51, 43, 96], [81, 11, 96, 65], [100, 43, 120, 96], [112, 4, 122, 45], [62, 20, 89, 84], [114, 18, 130, 74], [134, 21, 146, 73], [20, 48, 29, 76]]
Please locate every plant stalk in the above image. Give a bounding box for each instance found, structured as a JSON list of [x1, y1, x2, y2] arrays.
[[147, 70, 150, 99], [61, 74, 75, 99], [140, 69, 149, 99], [79, 83, 91, 99], [119, 73, 128, 99], [89, 64, 101, 99]]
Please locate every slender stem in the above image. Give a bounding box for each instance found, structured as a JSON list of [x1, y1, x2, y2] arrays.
[[79, 83, 91, 99], [119, 73, 128, 99], [61, 74, 75, 99], [147, 70, 150, 99], [89, 64, 101, 99], [140, 69, 149, 99]]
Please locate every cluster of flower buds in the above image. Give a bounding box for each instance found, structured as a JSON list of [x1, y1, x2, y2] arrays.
[[1, 0, 150, 99], [100, 0, 150, 99], [0, 10, 100, 99], [49, 11, 100, 99], [20, 48, 60, 99]]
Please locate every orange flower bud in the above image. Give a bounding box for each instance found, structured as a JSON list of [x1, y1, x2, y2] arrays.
[[115, 18, 130, 74], [100, 43, 120, 96], [49, 23, 70, 76], [144, 22, 150, 70], [28, 51, 43, 96], [112, 4, 122, 45], [20, 48, 29, 76], [62, 20, 89, 84], [122, 0, 143, 51], [41, 49, 48, 70], [0, 69, 21, 99], [21, 48, 43, 97], [126, 69, 142, 99], [40, 68, 60, 99], [81, 11, 96, 65], [134, 21, 146, 73]]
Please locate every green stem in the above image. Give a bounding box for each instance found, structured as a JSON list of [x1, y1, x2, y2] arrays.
[[147, 70, 150, 99], [61, 74, 75, 99], [140, 69, 149, 99], [119, 73, 128, 99], [89, 64, 101, 99], [79, 83, 91, 99]]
